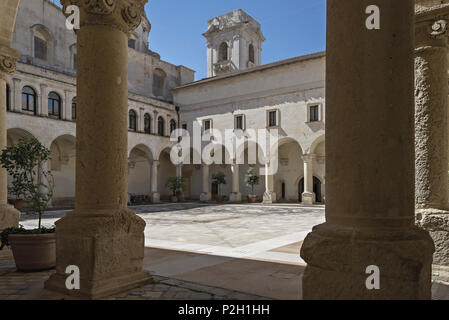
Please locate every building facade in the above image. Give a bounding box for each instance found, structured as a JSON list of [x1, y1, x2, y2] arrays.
[[6, 2, 326, 206]]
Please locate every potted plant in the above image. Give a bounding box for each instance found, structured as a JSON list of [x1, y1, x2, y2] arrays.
[[0, 138, 56, 271], [212, 171, 226, 203], [245, 167, 260, 203], [165, 176, 184, 202]]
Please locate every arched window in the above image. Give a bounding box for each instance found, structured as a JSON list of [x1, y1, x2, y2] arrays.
[[170, 119, 177, 134], [157, 116, 165, 136], [249, 44, 255, 64], [129, 110, 137, 132], [6, 84, 11, 111], [48, 92, 61, 119], [144, 113, 151, 134], [72, 97, 77, 120], [22, 86, 36, 114], [153, 69, 166, 97], [219, 42, 228, 61]]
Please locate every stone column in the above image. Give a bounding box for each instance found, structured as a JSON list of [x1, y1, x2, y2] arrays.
[[0, 45, 20, 231], [39, 83, 47, 117], [151, 160, 160, 203], [45, 0, 151, 299], [12, 77, 21, 112], [300, 0, 434, 299], [302, 154, 315, 205], [200, 164, 211, 202], [415, 6, 449, 267], [229, 163, 241, 202], [262, 162, 276, 204]]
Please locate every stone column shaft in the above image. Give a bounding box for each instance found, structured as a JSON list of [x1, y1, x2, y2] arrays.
[[300, 0, 434, 300], [151, 160, 160, 203], [0, 45, 20, 231], [200, 164, 211, 202], [229, 163, 241, 202], [415, 6, 449, 267], [262, 162, 276, 204], [302, 154, 316, 205], [45, 0, 150, 299]]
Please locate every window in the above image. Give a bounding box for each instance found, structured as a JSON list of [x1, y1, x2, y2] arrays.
[[235, 115, 244, 130], [170, 119, 177, 134], [48, 92, 61, 119], [72, 97, 77, 120], [309, 105, 319, 122], [6, 84, 11, 111], [268, 110, 277, 127], [153, 69, 166, 97], [34, 36, 47, 61], [203, 119, 212, 132], [219, 42, 228, 61], [158, 116, 165, 136], [128, 39, 136, 49], [144, 113, 151, 134], [22, 86, 36, 114], [129, 110, 137, 131], [249, 44, 255, 64]]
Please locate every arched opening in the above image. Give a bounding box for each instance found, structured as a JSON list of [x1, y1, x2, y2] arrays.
[[249, 44, 255, 64], [50, 135, 76, 207], [158, 147, 177, 201], [21, 86, 37, 114], [144, 113, 151, 134], [157, 116, 165, 136], [219, 42, 228, 61], [48, 91, 61, 119], [128, 144, 153, 205], [129, 110, 137, 132]]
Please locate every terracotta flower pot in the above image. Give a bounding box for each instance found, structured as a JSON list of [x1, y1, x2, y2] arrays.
[[248, 196, 257, 203], [8, 233, 56, 271]]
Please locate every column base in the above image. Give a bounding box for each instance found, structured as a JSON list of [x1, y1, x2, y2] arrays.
[[0, 204, 20, 231], [300, 223, 434, 300], [229, 192, 242, 203], [302, 192, 316, 205], [151, 192, 160, 203], [416, 208, 449, 266], [44, 208, 152, 299], [200, 192, 211, 202], [263, 192, 277, 204]]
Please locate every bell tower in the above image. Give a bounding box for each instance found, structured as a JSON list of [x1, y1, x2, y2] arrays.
[[203, 9, 265, 78]]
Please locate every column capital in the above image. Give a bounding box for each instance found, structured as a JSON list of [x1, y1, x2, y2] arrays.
[[0, 45, 20, 80], [302, 154, 315, 162], [61, 0, 148, 34], [415, 6, 449, 48]]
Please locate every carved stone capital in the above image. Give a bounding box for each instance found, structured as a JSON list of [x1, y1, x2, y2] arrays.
[[0, 45, 20, 80], [60, 0, 147, 34]]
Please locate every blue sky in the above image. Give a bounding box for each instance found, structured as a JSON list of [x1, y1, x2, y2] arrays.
[[145, 0, 326, 80]]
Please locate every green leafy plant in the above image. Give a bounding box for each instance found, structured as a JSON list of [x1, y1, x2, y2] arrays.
[[0, 225, 55, 250], [165, 176, 185, 197], [212, 171, 226, 196], [244, 167, 260, 196], [0, 138, 54, 231]]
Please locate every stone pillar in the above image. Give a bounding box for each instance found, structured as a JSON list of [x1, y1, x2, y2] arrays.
[[200, 164, 211, 202], [64, 90, 71, 121], [151, 160, 160, 203], [262, 162, 276, 204], [302, 154, 316, 205], [229, 163, 241, 202], [45, 0, 151, 299], [0, 45, 20, 231], [12, 77, 21, 112], [300, 0, 434, 300], [39, 83, 47, 117], [415, 6, 449, 267]]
